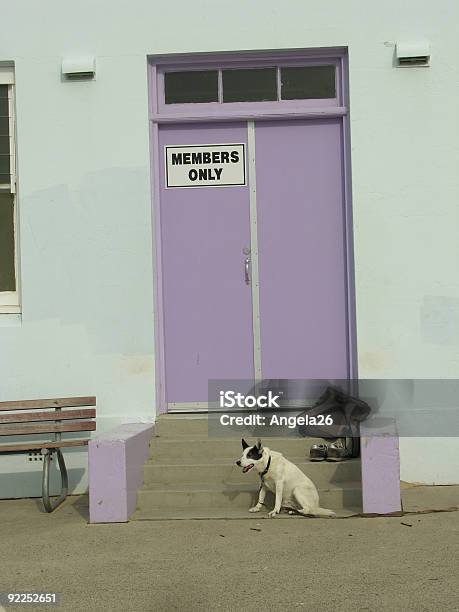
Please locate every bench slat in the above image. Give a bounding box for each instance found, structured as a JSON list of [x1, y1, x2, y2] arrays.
[[0, 421, 96, 436], [0, 397, 96, 411], [0, 440, 90, 452], [0, 408, 96, 424]]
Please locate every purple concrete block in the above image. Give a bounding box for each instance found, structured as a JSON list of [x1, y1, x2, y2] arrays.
[[360, 420, 401, 514], [89, 423, 154, 523]]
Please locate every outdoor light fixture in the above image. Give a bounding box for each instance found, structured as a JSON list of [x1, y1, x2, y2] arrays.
[[61, 56, 96, 79], [395, 41, 431, 67]]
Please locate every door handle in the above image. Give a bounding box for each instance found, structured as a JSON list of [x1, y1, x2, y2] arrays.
[[244, 257, 251, 285]]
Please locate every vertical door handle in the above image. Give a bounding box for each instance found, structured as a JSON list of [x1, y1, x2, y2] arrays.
[[244, 257, 251, 285]]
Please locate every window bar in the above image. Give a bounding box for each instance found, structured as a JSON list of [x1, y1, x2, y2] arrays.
[[276, 66, 282, 102], [217, 69, 223, 104], [337, 59, 343, 106]]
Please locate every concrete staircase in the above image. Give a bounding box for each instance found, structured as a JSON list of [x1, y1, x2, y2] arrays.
[[133, 415, 362, 520]]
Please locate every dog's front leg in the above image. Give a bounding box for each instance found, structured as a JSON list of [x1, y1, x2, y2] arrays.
[[249, 485, 267, 513], [268, 481, 284, 518]]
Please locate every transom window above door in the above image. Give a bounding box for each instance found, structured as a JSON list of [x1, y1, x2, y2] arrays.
[[162, 64, 337, 105], [151, 50, 347, 118]]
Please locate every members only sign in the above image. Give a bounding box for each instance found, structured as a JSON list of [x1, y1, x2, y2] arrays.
[[165, 143, 246, 188]]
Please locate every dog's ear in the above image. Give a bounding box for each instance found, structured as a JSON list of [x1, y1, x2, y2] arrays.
[[256, 438, 263, 451], [241, 438, 249, 450]]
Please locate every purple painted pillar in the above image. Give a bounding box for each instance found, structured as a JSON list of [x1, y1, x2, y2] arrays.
[[89, 423, 154, 523], [360, 419, 401, 514]]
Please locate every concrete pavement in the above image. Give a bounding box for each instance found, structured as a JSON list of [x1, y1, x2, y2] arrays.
[[0, 489, 458, 612]]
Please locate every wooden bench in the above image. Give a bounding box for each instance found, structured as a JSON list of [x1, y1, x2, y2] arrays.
[[0, 397, 96, 512]]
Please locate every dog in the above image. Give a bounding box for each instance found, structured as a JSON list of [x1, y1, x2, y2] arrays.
[[236, 438, 336, 518]]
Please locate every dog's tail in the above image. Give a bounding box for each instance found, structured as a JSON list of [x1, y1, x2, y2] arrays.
[[310, 507, 336, 518]]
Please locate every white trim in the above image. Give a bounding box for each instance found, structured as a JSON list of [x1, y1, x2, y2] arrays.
[[168, 402, 219, 412], [0, 66, 14, 85], [0, 303, 20, 313], [247, 121, 262, 382]]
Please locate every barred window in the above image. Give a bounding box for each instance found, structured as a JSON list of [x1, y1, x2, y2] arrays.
[[163, 64, 337, 105], [0, 66, 19, 313]]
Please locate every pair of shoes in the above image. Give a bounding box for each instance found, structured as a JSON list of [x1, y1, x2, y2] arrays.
[[309, 439, 352, 462]]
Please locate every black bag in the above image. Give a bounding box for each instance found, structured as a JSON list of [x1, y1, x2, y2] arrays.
[[297, 386, 371, 457]]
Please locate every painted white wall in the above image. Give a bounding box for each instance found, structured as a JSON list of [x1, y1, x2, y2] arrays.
[[0, 0, 458, 496]]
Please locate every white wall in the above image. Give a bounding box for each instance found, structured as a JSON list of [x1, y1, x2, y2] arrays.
[[0, 0, 458, 495]]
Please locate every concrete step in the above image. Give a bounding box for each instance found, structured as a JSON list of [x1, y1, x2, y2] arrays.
[[133, 506, 361, 520], [149, 437, 325, 462], [136, 416, 363, 521], [154, 414, 315, 439], [142, 458, 361, 488], [136, 482, 362, 511], [155, 415, 216, 438]]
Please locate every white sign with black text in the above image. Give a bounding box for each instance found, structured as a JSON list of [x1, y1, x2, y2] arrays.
[[165, 143, 246, 188]]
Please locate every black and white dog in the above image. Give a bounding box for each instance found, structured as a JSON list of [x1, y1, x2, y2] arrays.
[[236, 438, 336, 518]]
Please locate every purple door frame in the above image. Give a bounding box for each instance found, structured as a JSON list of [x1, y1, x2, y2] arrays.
[[142, 49, 402, 516], [148, 48, 358, 414]]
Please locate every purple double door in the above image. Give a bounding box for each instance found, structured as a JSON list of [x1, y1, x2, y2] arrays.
[[159, 118, 350, 409]]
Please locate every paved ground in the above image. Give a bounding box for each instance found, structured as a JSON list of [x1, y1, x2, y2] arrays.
[[1, 491, 458, 612]]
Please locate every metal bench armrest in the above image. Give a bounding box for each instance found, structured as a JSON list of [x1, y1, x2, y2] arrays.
[[41, 448, 69, 512]]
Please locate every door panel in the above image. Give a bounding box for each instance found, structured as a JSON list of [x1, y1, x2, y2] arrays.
[[159, 123, 254, 405], [255, 119, 349, 380]]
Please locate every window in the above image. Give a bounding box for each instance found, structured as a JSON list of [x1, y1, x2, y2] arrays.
[[0, 84, 11, 187], [280, 65, 336, 100], [0, 65, 19, 313], [164, 71, 218, 104], [163, 64, 337, 106], [222, 68, 277, 102]]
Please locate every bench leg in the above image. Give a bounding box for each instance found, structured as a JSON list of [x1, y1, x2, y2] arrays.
[[41, 448, 69, 512]]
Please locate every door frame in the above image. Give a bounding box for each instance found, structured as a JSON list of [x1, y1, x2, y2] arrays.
[[148, 47, 357, 414]]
